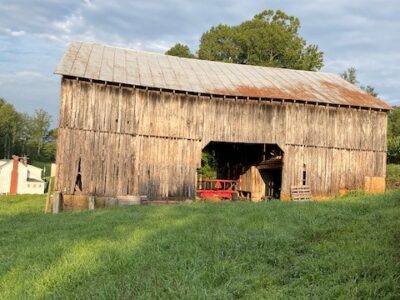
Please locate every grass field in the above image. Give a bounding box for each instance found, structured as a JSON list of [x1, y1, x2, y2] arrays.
[[0, 192, 399, 299]]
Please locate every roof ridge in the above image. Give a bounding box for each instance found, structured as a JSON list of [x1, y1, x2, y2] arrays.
[[75, 40, 335, 76]]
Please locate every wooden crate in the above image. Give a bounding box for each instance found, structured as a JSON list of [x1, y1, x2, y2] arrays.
[[291, 186, 312, 201]]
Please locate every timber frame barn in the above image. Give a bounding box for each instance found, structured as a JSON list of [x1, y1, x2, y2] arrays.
[[54, 41, 391, 206]]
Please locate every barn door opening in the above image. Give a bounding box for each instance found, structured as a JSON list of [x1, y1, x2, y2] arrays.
[[259, 165, 282, 199], [199, 141, 283, 200]]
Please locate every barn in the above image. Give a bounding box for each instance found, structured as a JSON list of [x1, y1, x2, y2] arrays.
[[53, 41, 391, 208]]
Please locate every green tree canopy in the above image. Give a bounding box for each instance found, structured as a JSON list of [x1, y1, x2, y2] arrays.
[[388, 107, 400, 138], [165, 9, 324, 71], [197, 10, 324, 70], [0, 98, 56, 162], [0, 99, 22, 158], [165, 43, 195, 58], [27, 109, 51, 156]]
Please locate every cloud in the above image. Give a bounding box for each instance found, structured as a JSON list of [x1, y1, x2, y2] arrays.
[[0, 71, 44, 84], [0, 70, 59, 123], [52, 12, 84, 34], [82, 0, 95, 8], [0, 0, 399, 123], [0, 28, 26, 37]]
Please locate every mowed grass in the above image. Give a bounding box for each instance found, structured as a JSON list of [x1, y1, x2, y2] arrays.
[[0, 193, 399, 299]]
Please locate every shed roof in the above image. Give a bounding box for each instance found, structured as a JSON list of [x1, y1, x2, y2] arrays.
[[55, 41, 392, 110]]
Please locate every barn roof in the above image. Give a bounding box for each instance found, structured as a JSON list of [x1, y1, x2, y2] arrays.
[[55, 41, 392, 110]]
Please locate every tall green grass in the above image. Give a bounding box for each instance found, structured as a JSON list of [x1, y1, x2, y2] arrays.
[[0, 193, 399, 299]]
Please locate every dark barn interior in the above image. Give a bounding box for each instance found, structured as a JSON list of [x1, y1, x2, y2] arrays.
[[203, 142, 284, 200]]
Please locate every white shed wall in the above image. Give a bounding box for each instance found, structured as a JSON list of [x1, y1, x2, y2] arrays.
[[0, 162, 12, 194]]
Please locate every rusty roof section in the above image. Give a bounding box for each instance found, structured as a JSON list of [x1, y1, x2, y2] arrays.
[[55, 41, 392, 110]]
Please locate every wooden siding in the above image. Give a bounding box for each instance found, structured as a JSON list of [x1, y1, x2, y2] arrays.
[[56, 78, 388, 199]]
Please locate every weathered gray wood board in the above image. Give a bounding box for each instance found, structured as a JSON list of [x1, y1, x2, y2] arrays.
[[55, 79, 387, 200]]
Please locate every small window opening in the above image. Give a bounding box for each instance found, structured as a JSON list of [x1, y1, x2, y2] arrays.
[[302, 164, 307, 186], [75, 158, 83, 192]]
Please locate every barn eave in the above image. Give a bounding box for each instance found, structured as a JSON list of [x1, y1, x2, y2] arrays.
[[60, 75, 391, 112]]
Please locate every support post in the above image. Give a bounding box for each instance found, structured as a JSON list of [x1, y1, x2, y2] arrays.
[[45, 177, 54, 213], [88, 196, 95, 210], [53, 192, 62, 214]]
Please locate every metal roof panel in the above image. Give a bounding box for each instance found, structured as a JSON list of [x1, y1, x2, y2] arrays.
[[55, 41, 392, 110]]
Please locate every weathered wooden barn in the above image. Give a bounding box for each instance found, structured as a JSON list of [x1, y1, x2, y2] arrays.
[[54, 41, 391, 206]]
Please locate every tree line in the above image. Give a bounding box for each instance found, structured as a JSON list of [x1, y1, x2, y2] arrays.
[[0, 98, 56, 163], [387, 108, 400, 164]]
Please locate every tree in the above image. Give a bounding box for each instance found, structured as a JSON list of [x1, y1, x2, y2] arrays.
[[340, 67, 358, 85], [165, 43, 195, 58], [360, 85, 378, 97], [388, 107, 400, 138], [0, 99, 21, 158], [387, 136, 400, 164], [200, 151, 217, 179], [340, 67, 379, 97], [27, 109, 51, 156], [197, 24, 242, 63], [17, 113, 32, 154], [0, 97, 56, 162], [41, 128, 58, 161], [197, 10, 324, 70], [388, 107, 400, 163]]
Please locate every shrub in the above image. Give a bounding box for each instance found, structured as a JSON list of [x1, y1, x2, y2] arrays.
[[387, 136, 400, 164], [200, 151, 217, 179]]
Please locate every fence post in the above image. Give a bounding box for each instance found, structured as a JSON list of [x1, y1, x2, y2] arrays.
[[88, 196, 95, 210], [53, 192, 62, 214]]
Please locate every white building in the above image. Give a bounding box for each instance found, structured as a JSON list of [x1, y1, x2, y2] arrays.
[[0, 156, 45, 195]]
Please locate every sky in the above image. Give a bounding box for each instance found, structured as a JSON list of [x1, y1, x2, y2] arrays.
[[0, 0, 399, 126]]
